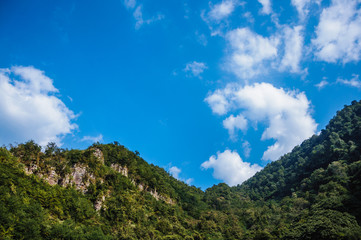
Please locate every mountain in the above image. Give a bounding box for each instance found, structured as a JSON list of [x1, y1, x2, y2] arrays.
[[1, 100, 361, 239]]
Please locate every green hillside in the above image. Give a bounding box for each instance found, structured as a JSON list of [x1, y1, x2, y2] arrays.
[[1, 100, 361, 239]]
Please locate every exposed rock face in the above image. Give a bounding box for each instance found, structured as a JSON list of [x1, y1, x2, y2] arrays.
[[24, 164, 38, 175], [111, 163, 128, 177], [138, 183, 145, 191], [22, 149, 175, 206], [93, 148, 104, 164], [24, 163, 95, 193], [94, 191, 110, 211], [149, 189, 175, 205], [72, 164, 95, 193], [45, 168, 59, 186], [110, 164, 175, 205]]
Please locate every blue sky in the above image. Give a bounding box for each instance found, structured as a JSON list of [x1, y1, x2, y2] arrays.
[[0, 0, 360, 189]]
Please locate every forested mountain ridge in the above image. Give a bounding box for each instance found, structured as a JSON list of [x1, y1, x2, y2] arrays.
[[1, 100, 361, 239], [239, 99, 361, 201], [206, 100, 361, 239]]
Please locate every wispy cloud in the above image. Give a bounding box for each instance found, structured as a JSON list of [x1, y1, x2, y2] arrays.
[[207, 0, 238, 22], [122, 0, 164, 30], [337, 74, 361, 88], [201, 0, 243, 36], [133, 5, 164, 30], [123, 0, 136, 9], [81, 134, 103, 143], [315, 80, 329, 89], [195, 31, 208, 46], [242, 141, 251, 158], [184, 61, 208, 78]]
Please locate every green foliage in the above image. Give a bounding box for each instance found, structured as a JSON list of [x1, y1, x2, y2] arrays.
[[1, 100, 361, 239], [284, 210, 361, 240]]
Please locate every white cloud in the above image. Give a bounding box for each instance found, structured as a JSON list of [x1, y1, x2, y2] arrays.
[[195, 31, 208, 46], [133, 5, 164, 30], [0, 66, 77, 146], [123, 2, 164, 30], [201, 150, 262, 186], [204, 87, 232, 115], [225, 26, 307, 78], [185, 178, 193, 185], [291, 0, 310, 20], [258, 0, 272, 15], [225, 28, 279, 79], [291, 0, 322, 20], [169, 166, 194, 185], [337, 74, 361, 88], [312, 0, 361, 63], [81, 134, 103, 143], [205, 82, 317, 161], [280, 25, 304, 73], [243, 12, 254, 23], [184, 61, 208, 78], [169, 166, 181, 179], [315, 80, 329, 89], [201, 0, 243, 36], [133, 6, 145, 30], [208, 0, 237, 22], [123, 0, 136, 9], [223, 114, 247, 139], [242, 141, 251, 158]]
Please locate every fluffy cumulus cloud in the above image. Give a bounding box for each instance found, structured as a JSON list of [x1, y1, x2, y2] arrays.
[[204, 89, 230, 115], [205, 82, 317, 161], [225, 28, 279, 79], [258, 0, 272, 15], [224, 25, 308, 79], [201, 150, 262, 186], [337, 74, 361, 88], [0, 66, 77, 146], [280, 25, 304, 73], [312, 0, 361, 63], [223, 114, 247, 139], [184, 61, 208, 78]]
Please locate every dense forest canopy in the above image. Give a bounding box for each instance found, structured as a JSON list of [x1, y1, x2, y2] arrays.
[[0, 100, 361, 239]]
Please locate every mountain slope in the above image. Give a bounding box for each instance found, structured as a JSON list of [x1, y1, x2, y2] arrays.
[[1, 141, 208, 239], [239, 100, 361, 201], [1, 100, 361, 239], [204, 100, 361, 239]]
